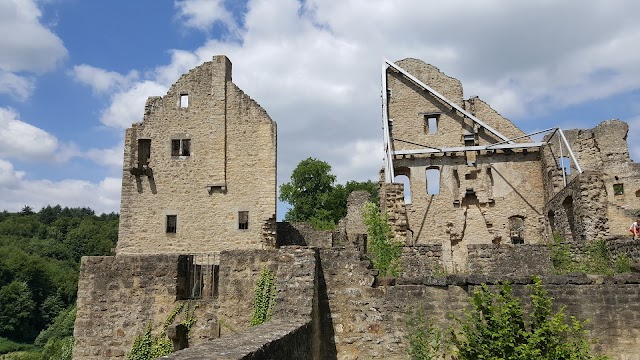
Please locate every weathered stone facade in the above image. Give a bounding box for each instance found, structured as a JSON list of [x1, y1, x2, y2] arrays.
[[382, 59, 546, 272], [74, 56, 640, 359], [117, 55, 277, 254], [542, 120, 640, 242]]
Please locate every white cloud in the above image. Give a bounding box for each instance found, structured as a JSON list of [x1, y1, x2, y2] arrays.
[[100, 81, 167, 128], [0, 71, 34, 101], [71, 65, 139, 94], [0, 159, 120, 214], [80, 0, 640, 189], [85, 143, 124, 169], [0, 107, 62, 161], [625, 116, 640, 162], [174, 0, 238, 33], [0, 0, 66, 99]]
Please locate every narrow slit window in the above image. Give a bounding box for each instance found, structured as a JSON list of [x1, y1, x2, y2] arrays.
[[137, 139, 151, 166], [394, 174, 411, 204], [171, 139, 181, 156], [238, 211, 249, 230], [559, 157, 571, 175], [426, 116, 439, 134], [509, 216, 525, 244], [426, 168, 440, 194], [181, 139, 191, 156], [180, 94, 189, 108], [166, 215, 177, 233]]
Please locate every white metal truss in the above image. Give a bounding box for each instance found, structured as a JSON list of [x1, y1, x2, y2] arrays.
[[380, 58, 583, 184]]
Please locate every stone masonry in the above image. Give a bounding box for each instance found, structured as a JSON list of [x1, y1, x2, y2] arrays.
[[117, 55, 277, 254], [383, 58, 546, 272], [74, 56, 640, 359]]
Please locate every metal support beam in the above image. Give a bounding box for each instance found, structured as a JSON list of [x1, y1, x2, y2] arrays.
[[558, 129, 583, 174], [381, 60, 394, 183], [385, 59, 513, 144], [392, 142, 545, 156]]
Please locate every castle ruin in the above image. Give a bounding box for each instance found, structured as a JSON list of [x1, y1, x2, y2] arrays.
[[73, 56, 640, 360]]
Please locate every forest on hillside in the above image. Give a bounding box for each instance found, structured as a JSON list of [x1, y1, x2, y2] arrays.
[[0, 206, 118, 359]]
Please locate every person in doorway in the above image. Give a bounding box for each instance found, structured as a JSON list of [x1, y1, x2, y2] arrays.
[[631, 217, 640, 240]]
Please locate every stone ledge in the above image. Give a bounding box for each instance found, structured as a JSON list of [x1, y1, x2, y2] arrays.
[[395, 273, 640, 286], [160, 318, 311, 359]]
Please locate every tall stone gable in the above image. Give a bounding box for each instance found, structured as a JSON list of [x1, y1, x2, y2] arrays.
[[116, 55, 277, 254], [383, 59, 546, 272]]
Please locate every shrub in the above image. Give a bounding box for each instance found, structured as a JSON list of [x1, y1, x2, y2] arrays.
[[362, 202, 402, 277]]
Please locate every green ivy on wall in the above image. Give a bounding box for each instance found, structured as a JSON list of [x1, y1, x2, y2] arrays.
[[126, 301, 198, 360], [249, 268, 277, 326]]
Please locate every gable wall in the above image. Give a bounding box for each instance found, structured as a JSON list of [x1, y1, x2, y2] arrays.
[[117, 56, 277, 254]]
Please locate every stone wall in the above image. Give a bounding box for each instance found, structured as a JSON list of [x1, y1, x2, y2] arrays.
[[466, 244, 551, 276], [383, 59, 547, 274], [542, 120, 640, 238], [117, 55, 277, 254], [399, 245, 443, 277], [319, 249, 640, 359], [74, 248, 317, 360], [161, 319, 313, 360], [276, 222, 333, 248], [544, 171, 609, 242]]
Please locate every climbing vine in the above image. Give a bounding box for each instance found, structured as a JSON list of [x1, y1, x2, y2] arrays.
[[249, 268, 277, 326], [126, 301, 198, 360]]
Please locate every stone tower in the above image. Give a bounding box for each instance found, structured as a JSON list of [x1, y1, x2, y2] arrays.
[[116, 55, 277, 254]]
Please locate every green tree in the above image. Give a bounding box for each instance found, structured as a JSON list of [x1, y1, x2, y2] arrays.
[[451, 277, 607, 360], [279, 158, 379, 228], [279, 158, 336, 224], [0, 281, 36, 341]]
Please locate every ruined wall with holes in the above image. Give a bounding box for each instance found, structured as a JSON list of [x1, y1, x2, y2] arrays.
[[318, 248, 640, 360], [542, 120, 640, 240], [383, 59, 546, 272], [73, 248, 317, 360], [117, 55, 277, 254]]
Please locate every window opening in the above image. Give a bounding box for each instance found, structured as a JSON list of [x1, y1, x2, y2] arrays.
[[180, 94, 189, 108], [394, 174, 411, 204], [425, 116, 439, 134], [137, 139, 151, 166], [635, 189, 640, 198], [166, 215, 177, 233], [426, 168, 440, 195], [559, 156, 571, 175], [509, 216, 525, 244], [464, 171, 478, 180], [177, 255, 203, 300], [613, 183, 624, 195], [238, 211, 249, 230], [171, 139, 191, 157]]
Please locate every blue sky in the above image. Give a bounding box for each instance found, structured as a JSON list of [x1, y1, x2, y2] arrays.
[[1, 0, 639, 216]]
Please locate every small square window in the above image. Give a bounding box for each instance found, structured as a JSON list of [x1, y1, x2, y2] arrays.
[[166, 215, 177, 233], [613, 183, 624, 196], [171, 139, 191, 157], [180, 94, 188, 108], [238, 211, 249, 230]]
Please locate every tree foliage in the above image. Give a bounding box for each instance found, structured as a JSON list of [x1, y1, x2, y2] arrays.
[[279, 157, 378, 228], [451, 277, 607, 360], [0, 206, 118, 352]]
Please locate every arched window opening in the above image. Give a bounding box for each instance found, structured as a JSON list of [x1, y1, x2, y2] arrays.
[[559, 157, 571, 175], [426, 168, 440, 195], [394, 174, 411, 204], [509, 216, 525, 244]]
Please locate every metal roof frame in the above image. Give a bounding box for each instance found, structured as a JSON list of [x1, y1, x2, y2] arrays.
[[380, 58, 583, 183]]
